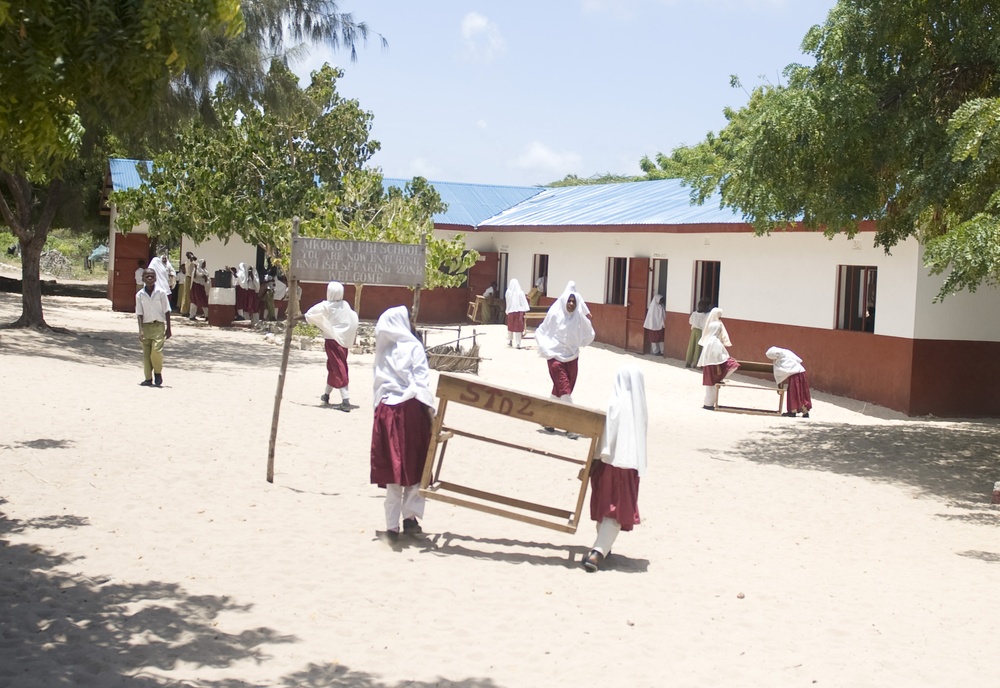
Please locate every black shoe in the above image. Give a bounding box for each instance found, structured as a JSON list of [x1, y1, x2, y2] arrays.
[[801, 412, 810, 418], [139, 379, 153, 387], [702, 405, 715, 411], [542, 426, 556, 433], [565, 432, 581, 440], [320, 394, 330, 404], [403, 517, 422, 535], [382, 529, 399, 543], [583, 550, 604, 572], [153, 373, 162, 387], [782, 411, 797, 417], [337, 400, 352, 413]]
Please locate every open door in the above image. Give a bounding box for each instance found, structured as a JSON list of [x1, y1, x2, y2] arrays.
[[110, 232, 151, 312], [625, 257, 650, 353]]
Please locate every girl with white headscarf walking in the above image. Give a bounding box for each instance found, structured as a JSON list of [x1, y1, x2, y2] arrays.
[[370, 306, 436, 541], [305, 281, 360, 411], [504, 278, 530, 349], [643, 294, 665, 356], [583, 365, 647, 572], [697, 307, 740, 409], [766, 346, 812, 417], [535, 282, 595, 437]]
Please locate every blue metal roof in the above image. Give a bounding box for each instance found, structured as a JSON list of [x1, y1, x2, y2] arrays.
[[384, 178, 547, 228], [108, 158, 152, 191], [480, 178, 745, 227]]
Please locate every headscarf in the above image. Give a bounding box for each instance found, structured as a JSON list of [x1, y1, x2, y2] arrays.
[[599, 365, 647, 477], [372, 306, 435, 409], [697, 321, 732, 367], [245, 265, 260, 292], [235, 263, 248, 289], [766, 347, 806, 385], [304, 281, 359, 347], [698, 307, 730, 347], [534, 281, 595, 362], [147, 255, 175, 292], [505, 278, 530, 314], [642, 294, 665, 330], [193, 259, 209, 285]]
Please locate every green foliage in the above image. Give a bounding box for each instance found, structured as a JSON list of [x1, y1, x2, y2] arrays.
[[644, 0, 1000, 298], [113, 65, 477, 289], [547, 173, 640, 187], [293, 322, 322, 338]]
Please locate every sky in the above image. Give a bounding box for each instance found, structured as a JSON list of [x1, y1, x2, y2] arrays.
[[292, 0, 837, 188]]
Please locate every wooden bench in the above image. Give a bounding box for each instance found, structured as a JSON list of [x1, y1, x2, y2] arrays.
[[714, 360, 785, 415]]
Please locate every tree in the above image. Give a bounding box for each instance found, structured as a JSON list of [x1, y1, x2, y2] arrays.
[[113, 64, 477, 319], [0, 0, 242, 329], [646, 0, 1000, 300]]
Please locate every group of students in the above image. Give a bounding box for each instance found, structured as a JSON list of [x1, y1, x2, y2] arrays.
[[301, 277, 639, 571]]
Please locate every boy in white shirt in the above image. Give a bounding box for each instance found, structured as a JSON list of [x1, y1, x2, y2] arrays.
[[136, 269, 172, 387]]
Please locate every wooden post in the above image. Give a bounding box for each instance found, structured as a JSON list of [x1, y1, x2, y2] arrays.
[[267, 218, 300, 483], [410, 230, 427, 324]]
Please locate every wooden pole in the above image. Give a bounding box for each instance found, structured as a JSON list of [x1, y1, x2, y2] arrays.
[[267, 218, 300, 483]]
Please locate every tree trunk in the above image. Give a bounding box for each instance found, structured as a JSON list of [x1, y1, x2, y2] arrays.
[[411, 285, 421, 324], [0, 174, 62, 330], [15, 235, 47, 328]]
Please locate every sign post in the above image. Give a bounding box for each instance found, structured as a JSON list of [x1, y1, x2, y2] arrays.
[[267, 233, 426, 483]]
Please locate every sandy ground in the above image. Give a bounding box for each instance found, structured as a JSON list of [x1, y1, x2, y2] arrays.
[[1, 289, 999, 688]]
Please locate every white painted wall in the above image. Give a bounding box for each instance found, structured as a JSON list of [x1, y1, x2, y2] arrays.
[[180, 235, 258, 279], [913, 246, 1000, 341]]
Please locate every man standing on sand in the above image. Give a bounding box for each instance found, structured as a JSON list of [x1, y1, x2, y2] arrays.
[[136, 268, 172, 387]]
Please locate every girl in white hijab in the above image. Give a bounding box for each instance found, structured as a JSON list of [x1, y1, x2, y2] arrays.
[[370, 305, 436, 540], [189, 259, 210, 320], [504, 278, 530, 349], [584, 365, 647, 572], [232, 263, 249, 321], [305, 281, 360, 411], [642, 294, 665, 356], [535, 282, 596, 436], [697, 308, 740, 409], [766, 346, 812, 417], [244, 265, 261, 324]]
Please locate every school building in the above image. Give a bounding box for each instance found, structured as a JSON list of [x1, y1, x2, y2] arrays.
[[103, 159, 1000, 418]]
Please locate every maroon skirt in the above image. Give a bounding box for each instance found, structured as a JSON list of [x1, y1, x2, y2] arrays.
[[702, 357, 740, 385], [324, 339, 349, 388], [370, 397, 432, 488], [547, 358, 578, 397], [786, 371, 813, 412], [644, 327, 664, 344], [506, 311, 525, 333], [589, 462, 640, 531], [245, 289, 260, 313], [190, 283, 208, 308]]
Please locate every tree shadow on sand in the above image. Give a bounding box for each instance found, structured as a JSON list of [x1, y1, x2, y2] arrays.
[[725, 420, 1000, 527], [0, 499, 297, 686], [203, 663, 504, 688]]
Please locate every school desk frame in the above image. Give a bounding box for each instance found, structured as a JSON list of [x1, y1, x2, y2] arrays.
[[419, 373, 607, 534], [713, 360, 785, 416]]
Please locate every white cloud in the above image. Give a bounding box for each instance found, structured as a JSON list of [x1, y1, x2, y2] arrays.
[[461, 12, 506, 63], [407, 158, 441, 180], [509, 141, 583, 177], [476, 119, 489, 130]]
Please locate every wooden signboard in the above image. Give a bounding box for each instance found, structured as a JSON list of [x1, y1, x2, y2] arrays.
[[419, 373, 606, 533]]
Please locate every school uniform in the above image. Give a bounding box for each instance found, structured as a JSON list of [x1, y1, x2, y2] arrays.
[[767, 346, 813, 415], [697, 309, 739, 407], [304, 281, 359, 407], [504, 278, 530, 348], [643, 294, 665, 355], [535, 281, 595, 403], [136, 285, 171, 381], [585, 366, 647, 572], [371, 306, 436, 533]]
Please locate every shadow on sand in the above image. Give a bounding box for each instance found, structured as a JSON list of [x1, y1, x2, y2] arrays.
[[724, 420, 1000, 527]]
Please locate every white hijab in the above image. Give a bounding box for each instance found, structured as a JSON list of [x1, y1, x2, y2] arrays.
[[147, 255, 175, 292], [766, 346, 806, 385], [599, 366, 647, 477], [245, 265, 260, 291], [304, 281, 359, 347], [505, 278, 530, 314], [698, 307, 731, 347], [535, 281, 595, 362], [236, 263, 248, 289], [643, 294, 665, 330], [372, 306, 435, 409], [697, 321, 733, 367]]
